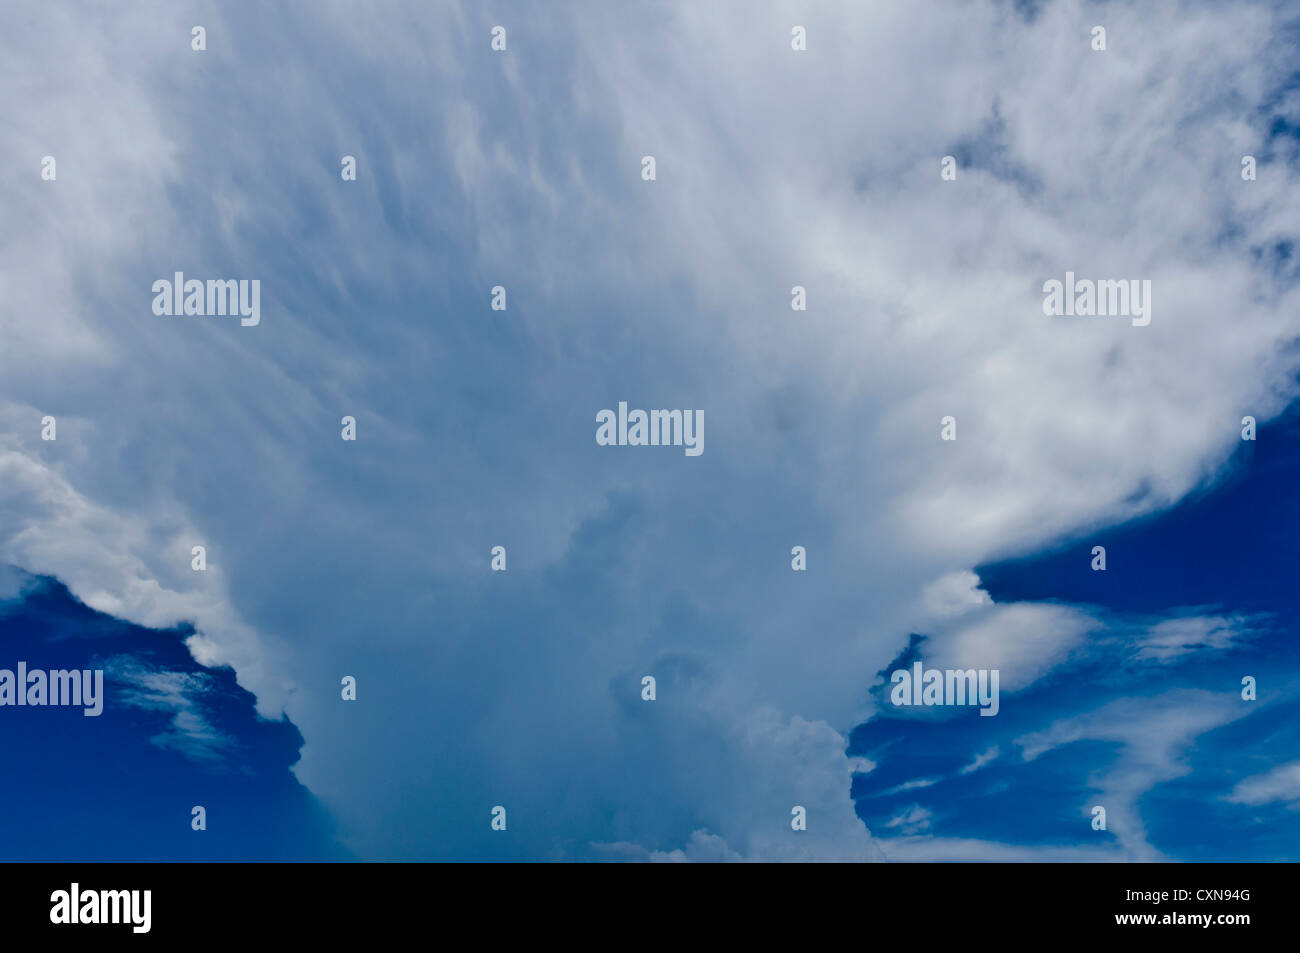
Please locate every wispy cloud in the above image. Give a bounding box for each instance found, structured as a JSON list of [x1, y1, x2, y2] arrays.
[[103, 656, 234, 765], [1017, 690, 1256, 859], [959, 746, 1000, 776], [1134, 614, 1260, 663], [885, 805, 933, 835], [1226, 761, 1300, 807]]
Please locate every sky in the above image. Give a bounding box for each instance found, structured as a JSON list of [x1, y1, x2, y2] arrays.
[[1, 0, 1298, 861]]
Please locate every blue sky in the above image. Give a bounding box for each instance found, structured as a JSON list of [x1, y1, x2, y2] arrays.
[[0, 569, 348, 861], [851, 408, 1300, 860], [2, 0, 1300, 861]]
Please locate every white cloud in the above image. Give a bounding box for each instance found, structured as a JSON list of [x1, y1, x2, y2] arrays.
[[1135, 614, 1257, 662], [872, 778, 941, 797], [848, 756, 877, 775], [103, 656, 234, 764], [924, 602, 1099, 693], [649, 830, 745, 863], [921, 571, 992, 620], [1226, 761, 1300, 806], [959, 746, 1000, 775], [0, 438, 291, 717], [874, 836, 1123, 863], [885, 805, 933, 835], [1016, 690, 1255, 859], [571, 0, 1300, 563]]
